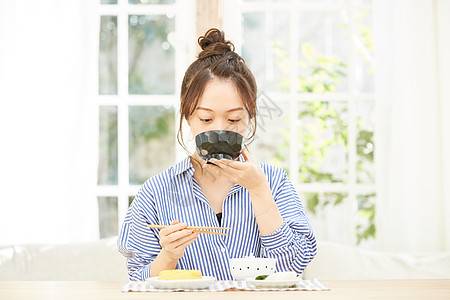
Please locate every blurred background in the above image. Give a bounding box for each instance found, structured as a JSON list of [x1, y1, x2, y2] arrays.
[[0, 0, 448, 255]]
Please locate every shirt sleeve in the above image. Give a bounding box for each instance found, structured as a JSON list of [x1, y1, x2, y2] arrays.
[[117, 182, 161, 281], [259, 169, 317, 275]]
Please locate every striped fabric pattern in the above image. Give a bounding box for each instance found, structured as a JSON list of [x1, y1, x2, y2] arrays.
[[118, 156, 317, 281], [122, 278, 330, 292]]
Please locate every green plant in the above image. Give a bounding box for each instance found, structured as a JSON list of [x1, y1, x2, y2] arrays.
[[356, 193, 376, 244], [273, 42, 348, 183], [305, 192, 345, 215], [272, 42, 375, 244]]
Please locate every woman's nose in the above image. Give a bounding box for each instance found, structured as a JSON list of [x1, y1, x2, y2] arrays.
[[211, 119, 228, 131]]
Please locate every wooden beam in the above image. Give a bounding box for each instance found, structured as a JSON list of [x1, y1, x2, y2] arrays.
[[196, 0, 222, 38]]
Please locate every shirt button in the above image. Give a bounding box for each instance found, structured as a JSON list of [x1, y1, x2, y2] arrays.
[[220, 247, 226, 252]]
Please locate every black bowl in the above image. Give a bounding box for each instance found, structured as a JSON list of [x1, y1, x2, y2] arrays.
[[195, 130, 244, 162]]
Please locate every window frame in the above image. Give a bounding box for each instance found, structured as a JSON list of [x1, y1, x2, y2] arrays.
[[95, 0, 376, 246], [96, 0, 196, 237], [223, 0, 375, 246]]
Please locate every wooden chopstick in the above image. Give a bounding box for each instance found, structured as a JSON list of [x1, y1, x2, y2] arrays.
[[148, 225, 231, 230], [192, 230, 227, 236]]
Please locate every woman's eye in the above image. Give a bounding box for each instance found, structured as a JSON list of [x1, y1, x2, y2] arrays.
[[200, 119, 212, 123], [228, 119, 241, 123]]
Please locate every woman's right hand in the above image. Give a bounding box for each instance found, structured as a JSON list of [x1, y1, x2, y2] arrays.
[[158, 220, 199, 262]]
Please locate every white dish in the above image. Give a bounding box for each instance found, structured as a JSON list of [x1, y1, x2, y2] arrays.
[[147, 276, 215, 290], [245, 277, 301, 289]]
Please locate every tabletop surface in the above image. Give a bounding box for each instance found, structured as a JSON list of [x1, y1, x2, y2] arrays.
[[1, 279, 449, 300]]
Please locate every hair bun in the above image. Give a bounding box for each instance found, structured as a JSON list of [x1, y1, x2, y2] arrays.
[[198, 28, 235, 59]]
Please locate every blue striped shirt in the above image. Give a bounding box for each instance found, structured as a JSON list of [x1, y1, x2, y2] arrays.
[[117, 156, 317, 281]]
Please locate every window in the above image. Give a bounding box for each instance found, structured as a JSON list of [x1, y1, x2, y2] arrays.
[[223, 0, 375, 247], [97, 0, 195, 238], [96, 0, 375, 247]]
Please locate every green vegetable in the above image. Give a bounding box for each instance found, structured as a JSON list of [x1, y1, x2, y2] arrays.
[[255, 275, 269, 280]]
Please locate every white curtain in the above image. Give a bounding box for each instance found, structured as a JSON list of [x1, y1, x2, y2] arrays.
[[374, 0, 450, 252], [0, 1, 99, 244]]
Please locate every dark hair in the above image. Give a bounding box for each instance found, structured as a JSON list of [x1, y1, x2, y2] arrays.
[[177, 28, 257, 151]]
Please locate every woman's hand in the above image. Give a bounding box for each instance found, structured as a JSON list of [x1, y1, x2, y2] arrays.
[[204, 147, 269, 193], [204, 147, 283, 235], [158, 220, 199, 263]]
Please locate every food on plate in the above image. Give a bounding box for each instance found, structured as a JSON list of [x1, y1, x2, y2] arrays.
[[255, 271, 298, 281], [158, 269, 202, 280]]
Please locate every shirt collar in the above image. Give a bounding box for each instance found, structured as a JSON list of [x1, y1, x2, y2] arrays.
[[173, 156, 194, 177]]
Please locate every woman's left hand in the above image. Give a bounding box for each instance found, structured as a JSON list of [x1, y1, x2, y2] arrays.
[[204, 147, 269, 193]]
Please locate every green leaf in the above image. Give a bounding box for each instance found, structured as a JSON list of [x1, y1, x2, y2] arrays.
[[307, 194, 319, 214], [301, 43, 315, 61]]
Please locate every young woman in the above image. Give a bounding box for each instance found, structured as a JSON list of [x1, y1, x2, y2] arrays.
[[118, 28, 317, 281]]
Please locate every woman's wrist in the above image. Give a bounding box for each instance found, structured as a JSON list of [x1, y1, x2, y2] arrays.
[[159, 248, 179, 265], [248, 183, 284, 235], [254, 203, 283, 235], [248, 183, 274, 215], [247, 180, 271, 197], [254, 202, 277, 218], [150, 249, 179, 277]]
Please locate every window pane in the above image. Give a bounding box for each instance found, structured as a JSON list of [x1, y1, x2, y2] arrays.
[[355, 9, 374, 92], [99, 16, 117, 95], [240, 0, 290, 2], [97, 196, 118, 238], [356, 100, 374, 183], [248, 96, 289, 172], [98, 106, 118, 185], [129, 196, 135, 207], [101, 0, 117, 4], [129, 0, 175, 4], [242, 12, 290, 93], [298, 101, 348, 183], [353, 0, 371, 5], [304, 192, 353, 244], [356, 193, 376, 246], [129, 106, 175, 184], [128, 15, 175, 94], [297, 0, 349, 2], [297, 11, 348, 92]]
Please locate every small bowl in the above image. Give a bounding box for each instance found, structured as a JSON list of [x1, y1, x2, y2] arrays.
[[195, 130, 244, 161], [229, 256, 277, 280]]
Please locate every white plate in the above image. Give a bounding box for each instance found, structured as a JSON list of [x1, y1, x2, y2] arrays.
[[245, 277, 301, 289], [147, 276, 216, 290]]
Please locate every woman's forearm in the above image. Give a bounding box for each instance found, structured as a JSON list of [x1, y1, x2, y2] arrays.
[[249, 184, 284, 236], [150, 249, 178, 277]]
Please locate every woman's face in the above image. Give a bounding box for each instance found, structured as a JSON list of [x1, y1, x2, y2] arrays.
[[188, 78, 250, 138]]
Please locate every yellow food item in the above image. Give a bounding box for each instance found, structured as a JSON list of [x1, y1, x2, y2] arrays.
[[158, 269, 202, 280]]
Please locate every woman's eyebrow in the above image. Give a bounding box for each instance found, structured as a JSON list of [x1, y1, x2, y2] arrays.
[[226, 107, 244, 112], [196, 106, 244, 112]]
